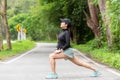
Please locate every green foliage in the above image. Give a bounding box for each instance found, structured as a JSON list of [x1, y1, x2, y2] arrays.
[[7, 0, 36, 18], [92, 49, 120, 69], [86, 38, 103, 49], [106, 0, 120, 50], [8, 14, 28, 39], [7, 0, 37, 40], [8, 0, 60, 41], [7, 0, 94, 42], [31, 0, 94, 43], [0, 40, 35, 60], [22, 14, 60, 41], [7, 0, 120, 51]]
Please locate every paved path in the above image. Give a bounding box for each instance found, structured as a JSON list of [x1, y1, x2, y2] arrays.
[[0, 43, 120, 80]]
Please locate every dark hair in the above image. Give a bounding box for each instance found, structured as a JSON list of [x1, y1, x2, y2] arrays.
[[60, 18, 73, 41], [60, 18, 71, 28]]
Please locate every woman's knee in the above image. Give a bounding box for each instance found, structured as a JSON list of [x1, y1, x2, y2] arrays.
[[49, 53, 55, 59]]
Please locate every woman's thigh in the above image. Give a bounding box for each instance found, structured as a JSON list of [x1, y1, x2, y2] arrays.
[[50, 52, 68, 59]]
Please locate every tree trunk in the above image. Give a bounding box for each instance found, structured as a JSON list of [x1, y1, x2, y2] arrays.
[[98, 0, 113, 48], [0, 16, 3, 51], [0, 0, 3, 51], [84, 0, 101, 38], [1, 0, 12, 49], [98, 0, 105, 21], [47, 33, 51, 41]]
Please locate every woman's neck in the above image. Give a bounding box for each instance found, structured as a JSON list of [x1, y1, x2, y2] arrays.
[[62, 29, 68, 31]]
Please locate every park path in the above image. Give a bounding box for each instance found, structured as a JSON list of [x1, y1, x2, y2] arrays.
[[0, 43, 120, 80]]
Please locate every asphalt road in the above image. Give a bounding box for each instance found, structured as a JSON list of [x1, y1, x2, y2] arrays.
[[0, 43, 120, 80]]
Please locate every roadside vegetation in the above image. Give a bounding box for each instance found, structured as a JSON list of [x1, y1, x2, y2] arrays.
[[0, 40, 35, 60], [72, 40, 120, 70]]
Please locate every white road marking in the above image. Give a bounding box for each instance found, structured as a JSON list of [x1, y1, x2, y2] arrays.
[[0, 48, 36, 64], [107, 69, 120, 77]]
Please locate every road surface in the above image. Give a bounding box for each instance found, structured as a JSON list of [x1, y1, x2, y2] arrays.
[[0, 43, 120, 80]]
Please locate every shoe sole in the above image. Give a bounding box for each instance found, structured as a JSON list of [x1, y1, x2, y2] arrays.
[[91, 73, 101, 77], [45, 77, 58, 79]]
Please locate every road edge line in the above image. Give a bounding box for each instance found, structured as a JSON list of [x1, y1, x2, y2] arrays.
[[0, 47, 36, 64]]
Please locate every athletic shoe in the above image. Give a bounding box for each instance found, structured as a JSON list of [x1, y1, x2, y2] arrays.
[[91, 71, 101, 77], [45, 73, 58, 79]]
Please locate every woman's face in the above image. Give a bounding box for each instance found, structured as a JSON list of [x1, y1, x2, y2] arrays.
[[60, 22, 67, 29]]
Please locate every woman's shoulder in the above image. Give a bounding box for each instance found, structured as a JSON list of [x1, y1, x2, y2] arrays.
[[64, 30, 69, 33], [63, 30, 70, 37]]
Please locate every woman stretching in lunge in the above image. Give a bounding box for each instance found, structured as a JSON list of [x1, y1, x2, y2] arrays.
[[46, 18, 101, 79]]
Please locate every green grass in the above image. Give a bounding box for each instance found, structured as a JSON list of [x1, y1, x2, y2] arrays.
[[0, 40, 35, 60], [72, 43, 120, 70]]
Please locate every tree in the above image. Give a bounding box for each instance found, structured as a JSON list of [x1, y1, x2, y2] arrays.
[[84, 0, 101, 38], [83, 0, 101, 47], [34, 0, 94, 43], [0, 0, 3, 51], [98, 0, 113, 49], [106, 0, 120, 50], [0, 0, 12, 50], [0, 16, 3, 51]]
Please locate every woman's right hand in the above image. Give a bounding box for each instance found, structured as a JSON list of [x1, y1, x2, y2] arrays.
[[54, 50, 61, 54]]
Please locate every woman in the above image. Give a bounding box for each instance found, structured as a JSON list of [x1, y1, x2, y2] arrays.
[[46, 18, 101, 79]]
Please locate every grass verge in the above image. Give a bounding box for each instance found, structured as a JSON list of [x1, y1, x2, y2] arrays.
[[0, 40, 35, 60], [72, 43, 120, 70]]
